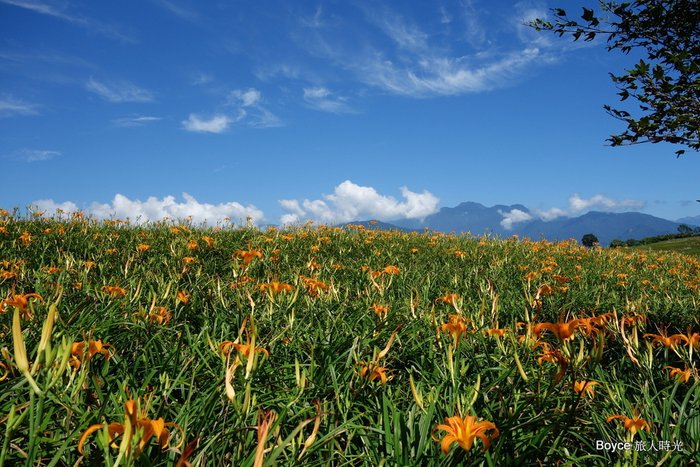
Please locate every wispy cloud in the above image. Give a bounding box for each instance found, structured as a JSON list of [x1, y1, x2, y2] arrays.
[[227, 88, 283, 128], [20, 148, 60, 162], [303, 87, 353, 113], [111, 115, 161, 127], [499, 193, 646, 229], [0, 96, 39, 117], [279, 180, 439, 225], [31, 193, 265, 225], [182, 114, 231, 133], [0, 0, 135, 43], [151, 0, 198, 21], [86, 78, 154, 103], [297, 5, 552, 98]]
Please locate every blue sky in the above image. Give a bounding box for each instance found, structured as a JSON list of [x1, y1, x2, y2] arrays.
[[2, 0, 699, 227]]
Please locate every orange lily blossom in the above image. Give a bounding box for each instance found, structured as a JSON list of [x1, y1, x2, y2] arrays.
[[371, 304, 390, 318], [70, 340, 113, 368], [533, 319, 583, 341], [644, 330, 684, 350], [434, 415, 499, 453], [573, 380, 599, 398], [436, 293, 460, 305], [382, 265, 400, 275], [537, 348, 569, 384], [358, 362, 390, 384], [606, 414, 651, 435], [441, 314, 469, 343], [665, 366, 693, 383], [136, 243, 151, 252], [78, 399, 182, 457], [258, 281, 294, 295], [1, 292, 43, 316], [235, 249, 263, 265], [102, 286, 127, 297], [219, 340, 269, 360], [176, 290, 190, 304]]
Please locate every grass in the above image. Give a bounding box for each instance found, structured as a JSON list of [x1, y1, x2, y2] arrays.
[[631, 236, 700, 258], [0, 210, 699, 466]]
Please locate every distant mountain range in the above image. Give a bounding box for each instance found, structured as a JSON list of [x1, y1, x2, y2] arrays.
[[341, 202, 698, 246]]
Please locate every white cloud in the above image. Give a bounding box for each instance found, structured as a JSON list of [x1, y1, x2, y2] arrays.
[[499, 208, 532, 229], [0, 0, 135, 42], [303, 87, 353, 113], [20, 149, 60, 162], [111, 115, 161, 127], [31, 193, 265, 225], [182, 114, 231, 133], [0, 96, 39, 117], [229, 88, 262, 107], [569, 193, 645, 213], [279, 180, 439, 225], [499, 193, 646, 229], [225, 88, 283, 128], [86, 78, 154, 103]]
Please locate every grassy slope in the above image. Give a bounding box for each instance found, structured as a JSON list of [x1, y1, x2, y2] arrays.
[[631, 236, 700, 257], [1, 218, 699, 465]]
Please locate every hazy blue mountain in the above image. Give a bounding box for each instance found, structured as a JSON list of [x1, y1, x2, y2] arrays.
[[677, 215, 700, 226], [393, 202, 529, 235], [346, 202, 688, 246], [515, 211, 685, 246]]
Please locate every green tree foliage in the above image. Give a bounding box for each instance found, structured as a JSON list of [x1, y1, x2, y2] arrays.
[[531, 1, 699, 157], [677, 223, 693, 234], [582, 233, 600, 247]]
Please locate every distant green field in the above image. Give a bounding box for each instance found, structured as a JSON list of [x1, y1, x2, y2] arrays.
[[631, 236, 700, 257]]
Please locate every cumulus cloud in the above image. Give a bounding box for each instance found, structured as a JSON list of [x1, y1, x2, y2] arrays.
[[303, 87, 353, 113], [499, 193, 646, 230], [279, 180, 439, 225], [182, 114, 231, 133], [86, 77, 154, 103], [569, 193, 645, 213], [31, 193, 265, 225], [499, 209, 532, 230]]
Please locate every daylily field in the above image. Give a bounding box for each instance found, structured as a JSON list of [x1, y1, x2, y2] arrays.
[[0, 210, 699, 466]]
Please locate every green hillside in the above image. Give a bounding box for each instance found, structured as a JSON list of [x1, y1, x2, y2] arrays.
[[631, 236, 700, 257]]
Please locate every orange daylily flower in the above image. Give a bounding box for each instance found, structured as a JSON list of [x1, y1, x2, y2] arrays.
[[573, 380, 599, 398], [258, 281, 294, 295], [606, 414, 651, 436], [1, 292, 43, 317], [202, 236, 214, 248], [78, 399, 182, 457], [665, 366, 693, 383], [19, 231, 32, 245], [183, 256, 197, 264], [383, 265, 400, 275], [102, 286, 127, 297], [176, 290, 190, 304], [537, 347, 569, 384], [358, 362, 391, 384], [644, 330, 684, 350], [219, 340, 270, 360], [70, 340, 113, 368], [187, 240, 198, 250], [371, 304, 390, 318], [148, 307, 171, 325], [441, 314, 469, 343], [136, 243, 151, 252], [484, 328, 507, 338], [533, 320, 583, 341], [235, 249, 263, 265], [299, 276, 329, 297], [434, 415, 499, 453], [436, 293, 460, 305]]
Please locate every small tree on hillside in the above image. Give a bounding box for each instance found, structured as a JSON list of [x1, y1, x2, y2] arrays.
[[582, 233, 600, 247]]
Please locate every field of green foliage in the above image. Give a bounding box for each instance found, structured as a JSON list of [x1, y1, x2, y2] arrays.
[[1, 210, 699, 466]]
